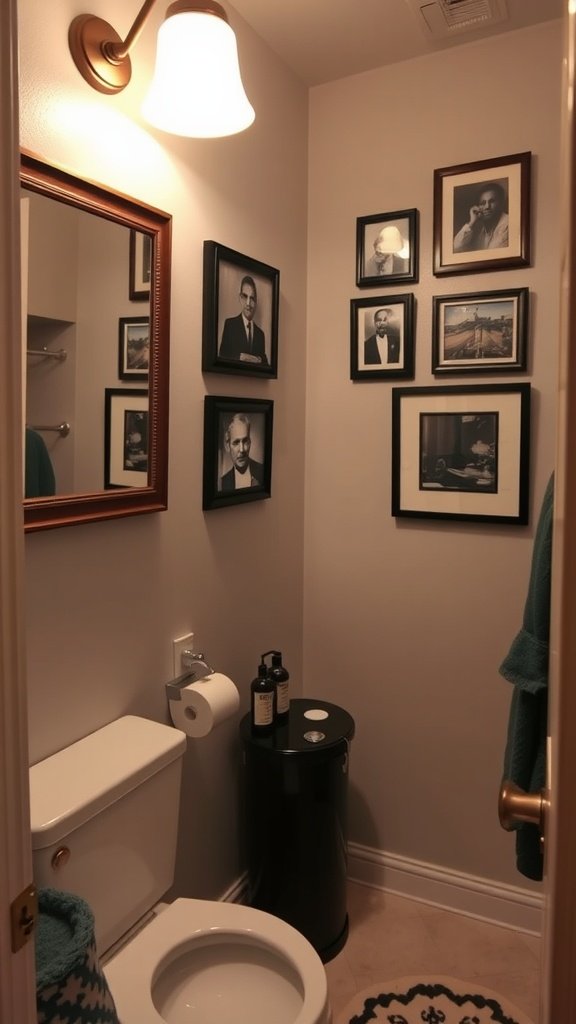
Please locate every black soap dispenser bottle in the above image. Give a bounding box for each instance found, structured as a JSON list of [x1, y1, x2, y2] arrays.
[[250, 657, 275, 734], [270, 650, 290, 720]]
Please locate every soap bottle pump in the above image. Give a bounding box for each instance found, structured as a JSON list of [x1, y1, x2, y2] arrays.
[[270, 650, 290, 720], [250, 657, 275, 734]]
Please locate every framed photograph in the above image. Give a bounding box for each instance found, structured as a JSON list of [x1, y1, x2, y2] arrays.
[[202, 241, 279, 377], [203, 396, 274, 510], [129, 229, 152, 300], [432, 288, 529, 375], [433, 152, 531, 276], [356, 209, 418, 287], [391, 383, 531, 524], [350, 294, 415, 380], [118, 316, 150, 381], [104, 388, 149, 489]]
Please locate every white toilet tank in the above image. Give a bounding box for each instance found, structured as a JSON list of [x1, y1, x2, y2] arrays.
[[30, 715, 186, 956]]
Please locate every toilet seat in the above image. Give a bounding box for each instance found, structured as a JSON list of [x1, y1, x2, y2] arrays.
[[103, 897, 331, 1024]]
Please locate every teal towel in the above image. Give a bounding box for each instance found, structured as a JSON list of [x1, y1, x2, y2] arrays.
[[25, 428, 56, 498], [499, 474, 553, 881], [36, 888, 119, 1024]]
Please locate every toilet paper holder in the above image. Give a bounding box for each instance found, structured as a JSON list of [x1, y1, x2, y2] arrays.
[[165, 650, 214, 701]]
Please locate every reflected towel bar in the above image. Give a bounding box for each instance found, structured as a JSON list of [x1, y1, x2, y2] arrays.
[[27, 347, 67, 361], [29, 422, 71, 438]]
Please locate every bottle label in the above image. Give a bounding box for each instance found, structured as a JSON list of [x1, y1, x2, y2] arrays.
[[277, 681, 289, 715], [253, 691, 274, 726]]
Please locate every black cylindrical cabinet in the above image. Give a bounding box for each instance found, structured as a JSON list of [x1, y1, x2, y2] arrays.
[[240, 698, 355, 963]]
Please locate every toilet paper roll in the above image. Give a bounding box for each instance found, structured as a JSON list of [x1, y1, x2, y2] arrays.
[[168, 672, 240, 738]]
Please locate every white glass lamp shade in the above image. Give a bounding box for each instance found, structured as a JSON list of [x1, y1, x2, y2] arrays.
[[142, 5, 255, 138]]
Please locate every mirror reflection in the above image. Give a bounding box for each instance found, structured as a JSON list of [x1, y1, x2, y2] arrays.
[[20, 151, 171, 532], [23, 192, 151, 497]]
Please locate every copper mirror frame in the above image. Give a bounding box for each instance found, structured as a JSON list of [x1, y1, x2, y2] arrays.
[[21, 151, 171, 532]]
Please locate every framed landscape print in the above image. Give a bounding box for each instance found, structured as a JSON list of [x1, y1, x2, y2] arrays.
[[391, 383, 531, 524], [350, 293, 415, 380], [203, 396, 273, 510], [202, 241, 279, 378], [432, 288, 529, 374], [356, 208, 419, 287], [433, 152, 531, 276], [118, 316, 150, 381]]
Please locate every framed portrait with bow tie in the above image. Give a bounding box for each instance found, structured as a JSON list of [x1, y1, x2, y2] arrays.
[[356, 209, 419, 288], [202, 240, 279, 378]]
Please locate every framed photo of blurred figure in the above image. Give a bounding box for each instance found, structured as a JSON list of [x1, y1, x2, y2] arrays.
[[356, 208, 419, 287], [202, 241, 279, 378], [129, 229, 152, 300], [350, 293, 415, 380], [391, 383, 531, 524], [433, 152, 531, 276], [203, 396, 274, 510], [432, 288, 529, 374], [104, 388, 149, 489]]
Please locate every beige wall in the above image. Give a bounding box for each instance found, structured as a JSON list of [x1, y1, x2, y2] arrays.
[[17, 0, 562, 909], [305, 21, 561, 889], [18, 0, 308, 898]]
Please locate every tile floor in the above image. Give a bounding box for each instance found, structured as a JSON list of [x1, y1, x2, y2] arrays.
[[325, 882, 541, 1022]]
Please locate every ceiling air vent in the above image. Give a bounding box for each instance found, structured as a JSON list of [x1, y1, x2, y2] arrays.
[[408, 0, 508, 39]]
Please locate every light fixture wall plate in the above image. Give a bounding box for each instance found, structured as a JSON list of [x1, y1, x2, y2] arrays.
[[69, 14, 132, 94]]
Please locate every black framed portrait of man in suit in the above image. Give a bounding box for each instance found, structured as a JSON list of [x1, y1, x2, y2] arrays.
[[202, 241, 279, 378]]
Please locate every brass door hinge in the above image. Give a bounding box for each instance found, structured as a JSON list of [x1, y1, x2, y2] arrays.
[[10, 884, 38, 952]]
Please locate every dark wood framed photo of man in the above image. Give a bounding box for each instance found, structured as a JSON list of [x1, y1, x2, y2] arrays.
[[202, 241, 279, 378], [350, 293, 415, 381], [433, 152, 531, 276], [356, 208, 419, 287], [202, 396, 274, 511], [432, 288, 529, 375]]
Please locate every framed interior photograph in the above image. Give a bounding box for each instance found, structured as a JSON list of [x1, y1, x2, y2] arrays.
[[350, 294, 415, 380], [118, 316, 150, 381], [104, 388, 149, 489], [432, 288, 529, 375], [391, 383, 531, 524], [129, 229, 152, 300], [433, 152, 531, 276], [203, 396, 274, 510], [202, 241, 279, 377], [356, 208, 419, 287]]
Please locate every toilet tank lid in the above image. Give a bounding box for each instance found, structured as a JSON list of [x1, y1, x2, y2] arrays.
[[29, 716, 186, 850]]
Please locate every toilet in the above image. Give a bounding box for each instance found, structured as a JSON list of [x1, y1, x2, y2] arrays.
[[29, 714, 331, 1024]]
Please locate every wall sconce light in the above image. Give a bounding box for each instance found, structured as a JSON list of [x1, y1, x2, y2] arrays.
[[68, 0, 255, 138]]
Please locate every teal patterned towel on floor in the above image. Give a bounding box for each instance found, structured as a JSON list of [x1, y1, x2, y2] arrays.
[[36, 888, 119, 1024]]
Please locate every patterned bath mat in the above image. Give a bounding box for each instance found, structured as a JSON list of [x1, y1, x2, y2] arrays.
[[336, 975, 534, 1024]]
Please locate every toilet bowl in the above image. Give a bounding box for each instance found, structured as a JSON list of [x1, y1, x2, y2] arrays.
[[30, 715, 332, 1024], [103, 898, 331, 1024]]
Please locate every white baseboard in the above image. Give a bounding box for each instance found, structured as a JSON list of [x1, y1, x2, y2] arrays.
[[348, 842, 543, 936]]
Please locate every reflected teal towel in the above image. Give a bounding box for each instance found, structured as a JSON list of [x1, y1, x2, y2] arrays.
[[36, 888, 119, 1024], [499, 474, 553, 881], [25, 428, 56, 498]]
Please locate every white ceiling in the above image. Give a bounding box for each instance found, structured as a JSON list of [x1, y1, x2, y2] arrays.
[[230, 0, 564, 87]]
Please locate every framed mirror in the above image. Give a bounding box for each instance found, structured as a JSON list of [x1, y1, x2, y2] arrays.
[[20, 150, 171, 532]]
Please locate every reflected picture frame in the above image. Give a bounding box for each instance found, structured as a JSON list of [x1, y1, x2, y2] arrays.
[[129, 228, 152, 300], [202, 241, 279, 377], [350, 293, 415, 380], [391, 383, 531, 524], [118, 315, 150, 381], [433, 152, 531, 276], [203, 395, 274, 510], [432, 288, 529, 375], [104, 388, 149, 489], [356, 208, 419, 287]]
